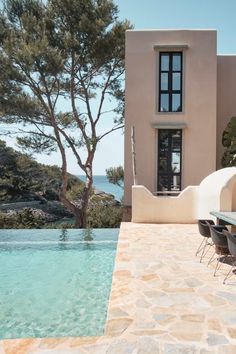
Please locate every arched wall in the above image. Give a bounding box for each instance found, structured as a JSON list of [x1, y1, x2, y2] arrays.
[[220, 188, 232, 212], [220, 177, 236, 212], [198, 167, 236, 219], [132, 167, 236, 223], [233, 183, 236, 210]]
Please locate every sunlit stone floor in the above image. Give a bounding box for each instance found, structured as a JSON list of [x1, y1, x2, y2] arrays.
[[1, 223, 236, 353]]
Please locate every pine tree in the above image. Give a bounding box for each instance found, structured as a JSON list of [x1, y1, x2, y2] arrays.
[[222, 117, 236, 167], [0, 0, 132, 227]]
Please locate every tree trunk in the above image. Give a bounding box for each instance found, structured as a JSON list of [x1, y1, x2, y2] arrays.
[[64, 169, 93, 228], [59, 176, 92, 228], [73, 209, 84, 228], [74, 206, 87, 228], [78, 171, 93, 228]]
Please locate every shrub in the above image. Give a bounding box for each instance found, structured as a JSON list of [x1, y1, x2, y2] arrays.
[[0, 208, 46, 228], [87, 204, 123, 228]]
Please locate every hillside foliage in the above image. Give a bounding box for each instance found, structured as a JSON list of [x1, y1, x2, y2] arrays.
[[222, 117, 236, 167], [0, 140, 123, 229], [0, 139, 83, 202], [106, 166, 124, 189]]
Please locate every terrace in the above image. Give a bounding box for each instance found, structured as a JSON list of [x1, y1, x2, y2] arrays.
[[1, 222, 236, 353]]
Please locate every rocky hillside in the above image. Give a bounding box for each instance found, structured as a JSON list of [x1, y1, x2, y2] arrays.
[[0, 139, 84, 203], [0, 140, 122, 228]]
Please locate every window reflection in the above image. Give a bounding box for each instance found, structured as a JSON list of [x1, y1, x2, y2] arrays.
[[172, 55, 181, 71], [172, 131, 181, 150], [158, 175, 168, 191], [172, 152, 180, 173], [171, 175, 180, 191], [159, 158, 168, 172], [159, 131, 168, 148], [172, 73, 180, 90], [158, 129, 182, 192], [161, 73, 168, 90], [160, 94, 169, 112], [159, 52, 182, 112], [161, 55, 169, 71], [172, 94, 181, 112]]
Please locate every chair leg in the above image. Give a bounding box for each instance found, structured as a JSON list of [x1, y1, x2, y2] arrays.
[[214, 255, 229, 277], [200, 239, 212, 263], [196, 237, 205, 256], [223, 259, 236, 284], [207, 249, 216, 266], [199, 238, 208, 262], [204, 242, 213, 257], [214, 257, 221, 276]]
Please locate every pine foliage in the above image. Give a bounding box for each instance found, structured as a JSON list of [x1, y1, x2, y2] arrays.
[[222, 117, 236, 167], [0, 140, 83, 201]]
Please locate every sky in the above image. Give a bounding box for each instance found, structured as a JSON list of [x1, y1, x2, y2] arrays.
[[3, 0, 236, 175], [116, 0, 236, 54]]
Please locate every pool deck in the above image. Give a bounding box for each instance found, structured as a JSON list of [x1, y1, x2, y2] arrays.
[[1, 222, 236, 353]]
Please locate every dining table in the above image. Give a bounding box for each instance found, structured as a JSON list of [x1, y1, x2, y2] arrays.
[[210, 211, 236, 226]]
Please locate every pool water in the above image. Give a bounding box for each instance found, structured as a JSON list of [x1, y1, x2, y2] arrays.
[[0, 229, 118, 339]]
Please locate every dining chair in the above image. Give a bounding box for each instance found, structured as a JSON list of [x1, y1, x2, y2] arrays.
[[208, 225, 229, 276], [223, 230, 236, 284], [196, 220, 215, 262]]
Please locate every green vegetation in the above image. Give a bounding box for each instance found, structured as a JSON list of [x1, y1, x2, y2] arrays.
[[0, 204, 122, 229], [106, 166, 124, 189], [87, 204, 123, 228], [222, 117, 236, 167], [0, 0, 131, 227], [0, 139, 83, 202], [0, 141, 123, 229], [0, 208, 46, 229]]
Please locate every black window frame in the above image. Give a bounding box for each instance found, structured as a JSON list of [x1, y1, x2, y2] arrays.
[[157, 129, 182, 192], [158, 52, 183, 113]]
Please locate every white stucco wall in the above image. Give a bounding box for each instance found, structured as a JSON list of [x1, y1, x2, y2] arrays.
[[132, 185, 198, 223], [132, 168, 236, 224], [197, 167, 236, 220]]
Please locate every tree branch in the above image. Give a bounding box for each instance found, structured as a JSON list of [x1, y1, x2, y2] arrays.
[[97, 124, 124, 142]]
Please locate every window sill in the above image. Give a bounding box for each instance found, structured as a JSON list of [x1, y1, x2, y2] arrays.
[[154, 44, 189, 50], [151, 122, 187, 129]]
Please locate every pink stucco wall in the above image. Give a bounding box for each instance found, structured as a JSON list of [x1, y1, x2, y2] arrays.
[[217, 55, 236, 169], [124, 30, 217, 206]]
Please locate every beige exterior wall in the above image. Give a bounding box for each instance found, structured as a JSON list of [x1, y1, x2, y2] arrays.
[[132, 185, 198, 223], [217, 55, 236, 169], [124, 30, 217, 206], [132, 167, 236, 223]]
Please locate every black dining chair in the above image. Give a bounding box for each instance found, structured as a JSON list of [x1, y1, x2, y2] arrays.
[[223, 230, 236, 284], [208, 225, 229, 276], [196, 220, 215, 262]]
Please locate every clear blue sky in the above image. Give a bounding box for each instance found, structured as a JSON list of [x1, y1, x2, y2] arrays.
[[5, 0, 236, 175], [116, 0, 236, 54]]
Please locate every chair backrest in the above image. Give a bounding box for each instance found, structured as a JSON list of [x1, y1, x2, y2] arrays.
[[223, 230, 236, 257], [209, 225, 228, 248], [198, 219, 214, 237]]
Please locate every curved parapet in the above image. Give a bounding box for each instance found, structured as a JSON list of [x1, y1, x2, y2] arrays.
[[131, 167, 236, 224], [132, 185, 199, 223], [198, 167, 236, 219]]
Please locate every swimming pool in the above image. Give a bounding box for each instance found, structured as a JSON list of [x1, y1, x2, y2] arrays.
[[0, 228, 119, 339]]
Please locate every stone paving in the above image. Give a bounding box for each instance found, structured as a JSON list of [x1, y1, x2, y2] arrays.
[[1, 223, 236, 353]]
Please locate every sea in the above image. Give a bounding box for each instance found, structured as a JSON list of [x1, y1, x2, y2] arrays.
[[78, 175, 123, 201]]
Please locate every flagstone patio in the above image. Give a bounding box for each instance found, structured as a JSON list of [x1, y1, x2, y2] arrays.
[[1, 222, 236, 353]]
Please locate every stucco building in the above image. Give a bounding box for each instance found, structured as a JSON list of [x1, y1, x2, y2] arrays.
[[124, 29, 236, 213]]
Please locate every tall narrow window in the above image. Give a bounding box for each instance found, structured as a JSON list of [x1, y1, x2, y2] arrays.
[[157, 129, 182, 192], [159, 52, 182, 112]]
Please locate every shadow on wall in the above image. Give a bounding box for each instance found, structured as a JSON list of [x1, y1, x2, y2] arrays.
[[220, 177, 236, 211], [132, 167, 236, 223]]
